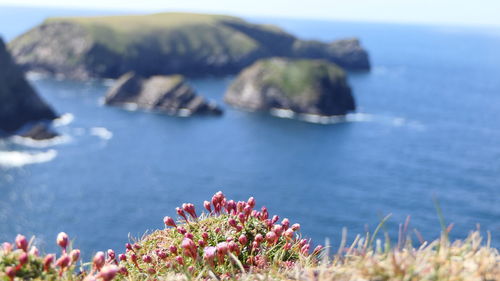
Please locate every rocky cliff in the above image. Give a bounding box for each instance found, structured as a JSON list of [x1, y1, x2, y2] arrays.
[[105, 72, 222, 116], [224, 58, 355, 116], [9, 13, 370, 80], [0, 37, 57, 137]]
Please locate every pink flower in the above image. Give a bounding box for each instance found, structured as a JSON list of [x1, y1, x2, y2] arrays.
[[107, 249, 116, 260], [238, 234, 248, 245], [176, 207, 188, 222], [284, 242, 292, 250], [301, 244, 310, 255], [284, 229, 294, 240], [70, 249, 80, 262], [203, 246, 216, 266], [272, 215, 279, 224], [216, 242, 228, 262], [255, 234, 264, 244], [118, 266, 128, 276], [15, 234, 28, 252], [56, 232, 69, 251], [236, 224, 243, 232], [198, 239, 206, 247], [228, 218, 237, 228], [182, 203, 197, 219], [118, 254, 127, 261], [18, 252, 28, 265], [181, 238, 197, 259], [2, 242, 13, 253], [147, 268, 156, 274], [169, 245, 178, 255], [260, 207, 269, 220], [175, 255, 184, 265], [125, 243, 132, 251], [244, 205, 252, 216], [313, 245, 323, 254], [204, 201, 212, 212], [238, 213, 246, 224], [281, 218, 290, 230], [202, 232, 209, 241], [299, 239, 307, 247], [93, 251, 105, 270], [266, 231, 278, 244], [157, 250, 167, 259], [228, 241, 240, 255], [291, 223, 300, 231], [5, 266, 15, 280], [247, 197, 256, 208], [43, 254, 55, 271], [176, 226, 187, 235], [133, 243, 141, 250], [97, 265, 118, 281], [184, 233, 194, 240], [226, 200, 236, 214], [56, 254, 70, 269], [273, 225, 284, 236], [237, 201, 246, 213], [163, 216, 176, 228], [142, 255, 152, 263]]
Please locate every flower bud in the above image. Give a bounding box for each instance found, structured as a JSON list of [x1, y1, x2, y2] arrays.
[[5, 267, 15, 279], [247, 197, 256, 208], [284, 229, 294, 240], [133, 243, 141, 250], [125, 243, 133, 251], [70, 249, 80, 262], [228, 241, 240, 255], [260, 207, 269, 220], [147, 268, 156, 274], [2, 242, 13, 253], [281, 218, 290, 230], [255, 234, 264, 243], [243, 205, 252, 216], [183, 203, 197, 219], [238, 213, 246, 224], [18, 252, 28, 265], [228, 218, 237, 228], [272, 215, 279, 224], [299, 239, 307, 247], [56, 232, 69, 251], [215, 227, 221, 234], [236, 225, 243, 232], [142, 255, 152, 263], [163, 216, 177, 228], [107, 249, 116, 260], [202, 232, 209, 241], [181, 238, 197, 259], [204, 201, 212, 212], [118, 266, 128, 276], [97, 265, 118, 281], [313, 245, 324, 254], [176, 226, 187, 235], [15, 234, 28, 252], [43, 254, 55, 271], [273, 225, 283, 236], [291, 223, 300, 231], [203, 246, 216, 266], [238, 234, 247, 245], [93, 251, 105, 270], [184, 233, 194, 240], [301, 244, 310, 255], [284, 242, 292, 250], [119, 254, 127, 262], [157, 250, 167, 259], [175, 255, 184, 265], [56, 254, 70, 269], [252, 241, 259, 250], [169, 245, 178, 255], [266, 231, 278, 244], [176, 207, 188, 221], [198, 240, 206, 247]]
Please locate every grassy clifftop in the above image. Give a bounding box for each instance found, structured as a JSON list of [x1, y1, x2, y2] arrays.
[[9, 12, 370, 79]]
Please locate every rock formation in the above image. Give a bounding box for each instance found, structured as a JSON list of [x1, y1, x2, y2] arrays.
[[105, 72, 222, 116], [0, 37, 57, 138], [224, 58, 355, 116]]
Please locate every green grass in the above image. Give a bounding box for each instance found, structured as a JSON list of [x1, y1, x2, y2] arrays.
[[258, 59, 346, 102]]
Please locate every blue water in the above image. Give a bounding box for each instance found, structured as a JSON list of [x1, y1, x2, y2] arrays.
[[1, 6, 500, 257]]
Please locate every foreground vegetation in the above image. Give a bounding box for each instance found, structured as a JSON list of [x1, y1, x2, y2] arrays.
[[1, 192, 499, 280]]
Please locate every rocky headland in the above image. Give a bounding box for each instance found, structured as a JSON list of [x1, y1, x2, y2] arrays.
[[105, 72, 223, 116], [9, 13, 370, 80], [224, 58, 355, 117], [0, 37, 58, 139]]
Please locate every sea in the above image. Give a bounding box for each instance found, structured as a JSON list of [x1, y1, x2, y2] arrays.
[[1, 6, 500, 257]]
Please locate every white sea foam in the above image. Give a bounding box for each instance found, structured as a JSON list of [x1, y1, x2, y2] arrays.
[[9, 135, 71, 148], [0, 150, 57, 168], [90, 127, 113, 140], [53, 113, 74, 127]]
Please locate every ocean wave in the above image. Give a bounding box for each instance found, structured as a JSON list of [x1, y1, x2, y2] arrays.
[[53, 113, 74, 127], [0, 149, 57, 168], [90, 127, 113, 140]]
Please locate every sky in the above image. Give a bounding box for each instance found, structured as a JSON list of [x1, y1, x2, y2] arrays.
[[0, 0, 499, 26]]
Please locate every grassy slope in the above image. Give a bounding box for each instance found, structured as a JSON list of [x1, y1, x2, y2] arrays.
[[259, 59, 346, 102], [44, 13, 276, 58]]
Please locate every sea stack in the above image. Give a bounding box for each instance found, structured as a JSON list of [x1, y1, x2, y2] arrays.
[[105, 72, 223, 116], [224, 58, 355, 117], [0, 37, 57, 138]]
